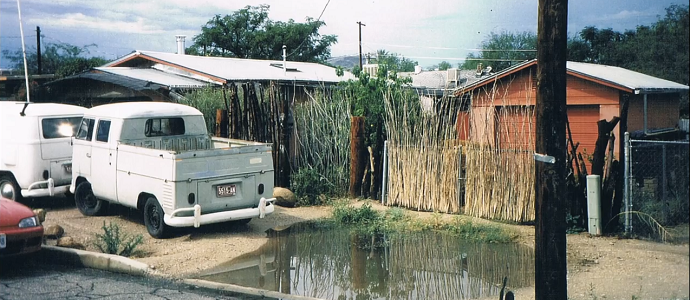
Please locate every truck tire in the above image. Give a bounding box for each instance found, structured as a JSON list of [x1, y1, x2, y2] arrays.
[[0, 174, 23, 202], [144, 196, 170, 239], [74, 181, 108, 216]]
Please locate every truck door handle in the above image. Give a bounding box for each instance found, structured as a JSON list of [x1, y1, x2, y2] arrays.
[[86, 153, 91, 158]]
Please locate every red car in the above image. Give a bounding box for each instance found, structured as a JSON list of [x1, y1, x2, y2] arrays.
[[0, 197, 44, 258]]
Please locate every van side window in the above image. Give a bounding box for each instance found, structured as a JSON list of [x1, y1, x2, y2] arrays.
[[76, 118, 95, 141], [41, 117, 82, 139], [96, 120, 111, 142], [145, 118, 185, 137]]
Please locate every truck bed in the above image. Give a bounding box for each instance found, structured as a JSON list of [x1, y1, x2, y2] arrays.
[[120, 135, 268, 153]]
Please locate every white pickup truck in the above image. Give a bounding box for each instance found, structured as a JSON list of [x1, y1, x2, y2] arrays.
[[1, 101, 86, 201], [70, 102, 275, 238]]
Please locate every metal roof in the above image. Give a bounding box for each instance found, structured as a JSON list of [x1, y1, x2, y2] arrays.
[[85, 101, 202, 119], [456, 59, 689, 95], [95, 67, 214, 88], [566, 61, 689, 93], [105, 50, 356, 83], [48, 71, 165, 91], [399, 69, 482, 89]]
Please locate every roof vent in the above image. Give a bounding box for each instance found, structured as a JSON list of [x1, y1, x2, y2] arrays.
[[414, 65, 422, 74], [175, 35, 186, 55]]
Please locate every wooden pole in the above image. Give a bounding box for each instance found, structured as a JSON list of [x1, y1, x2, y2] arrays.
[[215, 109, 228, 137], [535, 0, 568, 299], [350, 116, 366, 197]]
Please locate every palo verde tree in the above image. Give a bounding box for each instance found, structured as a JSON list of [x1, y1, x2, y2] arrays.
[[1, 42, 107, 78], [460, 31, 537, 72], [188, 4, 337, 63]]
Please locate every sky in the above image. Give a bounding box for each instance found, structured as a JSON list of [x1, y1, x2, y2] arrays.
[[0, 0, 685, 69]]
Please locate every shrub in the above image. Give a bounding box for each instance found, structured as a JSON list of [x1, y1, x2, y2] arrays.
[[93, 221, 144, 257], [291, 167, 336, 206]]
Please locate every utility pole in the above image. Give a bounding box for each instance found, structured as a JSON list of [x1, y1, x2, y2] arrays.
[[535, 0, 568, 299], [36, 26, 41, 75], [357, 21, 365, 70]]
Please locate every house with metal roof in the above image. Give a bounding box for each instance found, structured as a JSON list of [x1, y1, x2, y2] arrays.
[[453, 59, 689, 164], [38, 48, 354, 107]]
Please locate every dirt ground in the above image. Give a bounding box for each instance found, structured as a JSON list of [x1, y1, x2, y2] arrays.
[[33, 196, 689, 300]]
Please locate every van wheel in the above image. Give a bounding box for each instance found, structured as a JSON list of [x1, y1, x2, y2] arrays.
[[0, 175, 23, 202], [74, 181, 107, 216], [144, 197, 169, 239]]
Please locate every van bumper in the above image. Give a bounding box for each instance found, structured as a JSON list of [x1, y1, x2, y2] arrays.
[[164, 197, 276, 228], [20, 178, 70, 198]]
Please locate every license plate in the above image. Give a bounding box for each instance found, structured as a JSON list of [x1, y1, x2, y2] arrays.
[[63, 163, 72, 173], [0, 233, 6, 249], [216, 184, 236, 197]]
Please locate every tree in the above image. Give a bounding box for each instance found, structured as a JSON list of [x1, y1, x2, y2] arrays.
[[370, 50, 418, 72], [188, 5, 337, 63], [460, 31, 537, 71], [2, 42, 107, 78], [429, 60, 452, 71]]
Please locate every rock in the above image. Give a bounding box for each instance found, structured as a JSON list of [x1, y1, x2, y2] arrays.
[[33, 209, 46, 222], [44, 224, 65, 239], [56, 237, 85, 250], [273, 187, 296, 208]]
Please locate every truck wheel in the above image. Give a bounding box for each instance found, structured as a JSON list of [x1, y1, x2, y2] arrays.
[[74, 181, 108, 216], [144, 197, 169, 239], [0, 175, 23, 202]]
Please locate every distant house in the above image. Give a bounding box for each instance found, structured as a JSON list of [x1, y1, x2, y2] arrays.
[[454, 59, 689, 160], [40, 49, 355, 106]]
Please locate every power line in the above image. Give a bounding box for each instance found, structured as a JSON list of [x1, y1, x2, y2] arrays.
[[286, 0, 331, 58], [363, 41, 536, 52]]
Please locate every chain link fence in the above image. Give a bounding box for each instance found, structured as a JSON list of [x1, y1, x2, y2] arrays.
[[624, 133, 689, 241]]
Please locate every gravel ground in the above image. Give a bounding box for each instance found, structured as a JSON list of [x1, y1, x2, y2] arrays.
[[31, 196, 689, 300]]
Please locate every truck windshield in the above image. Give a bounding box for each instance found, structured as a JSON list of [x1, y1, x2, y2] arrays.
[[42, 117, 82, 139], [145, 118, 185, 137]]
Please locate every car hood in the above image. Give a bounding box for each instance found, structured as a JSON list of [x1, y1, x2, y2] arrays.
[[0, 199, 36, 226]]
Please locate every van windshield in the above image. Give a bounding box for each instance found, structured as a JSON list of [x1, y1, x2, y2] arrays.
[[42, 117, 82, 139]]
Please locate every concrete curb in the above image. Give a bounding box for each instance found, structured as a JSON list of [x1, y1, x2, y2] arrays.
[[41, 246, 317, 300], [183, 279, 323, 300], [40, 245, 156, 277]]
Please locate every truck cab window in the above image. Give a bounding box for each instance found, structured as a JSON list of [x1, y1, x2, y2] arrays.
[[145, 118, 185, 137], [96, 120, 111, 142], [76, 118, 95, 141], [42, 117, 82, 139]]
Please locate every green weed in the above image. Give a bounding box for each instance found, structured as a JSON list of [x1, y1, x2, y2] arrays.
[[93, 221, 144, 257]]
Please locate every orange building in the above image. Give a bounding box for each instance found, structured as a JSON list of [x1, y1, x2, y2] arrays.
[[455, 60, 688, 167]]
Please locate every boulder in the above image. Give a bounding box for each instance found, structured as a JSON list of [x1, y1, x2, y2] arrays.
[[273, 187, 296, 208], [32, 209, 46, 222], [56, 237, 85, 250], [44, 224, 64, 239]]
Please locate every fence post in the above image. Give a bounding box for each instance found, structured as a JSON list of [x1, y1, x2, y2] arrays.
[[381, 140, 388, 205], [457, 145, 464, 208], [624, 132, 632, 234], [662, 144, 668, 224]]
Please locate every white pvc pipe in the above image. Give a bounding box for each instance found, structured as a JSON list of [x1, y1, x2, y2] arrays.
[[587, 175, 602, 235]]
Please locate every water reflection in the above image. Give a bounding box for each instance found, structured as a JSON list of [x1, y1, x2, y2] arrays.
[[196, 223, 534, 300]]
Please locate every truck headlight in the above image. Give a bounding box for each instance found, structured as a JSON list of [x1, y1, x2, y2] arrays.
[[18, 216, 39, 228]]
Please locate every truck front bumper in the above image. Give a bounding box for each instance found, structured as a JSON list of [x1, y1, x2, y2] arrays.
[[21, 178, 70, 198], [164, 197, 276, 228]]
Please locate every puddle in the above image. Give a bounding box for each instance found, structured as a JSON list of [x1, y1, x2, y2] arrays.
[[195, 222, 534, 300]]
